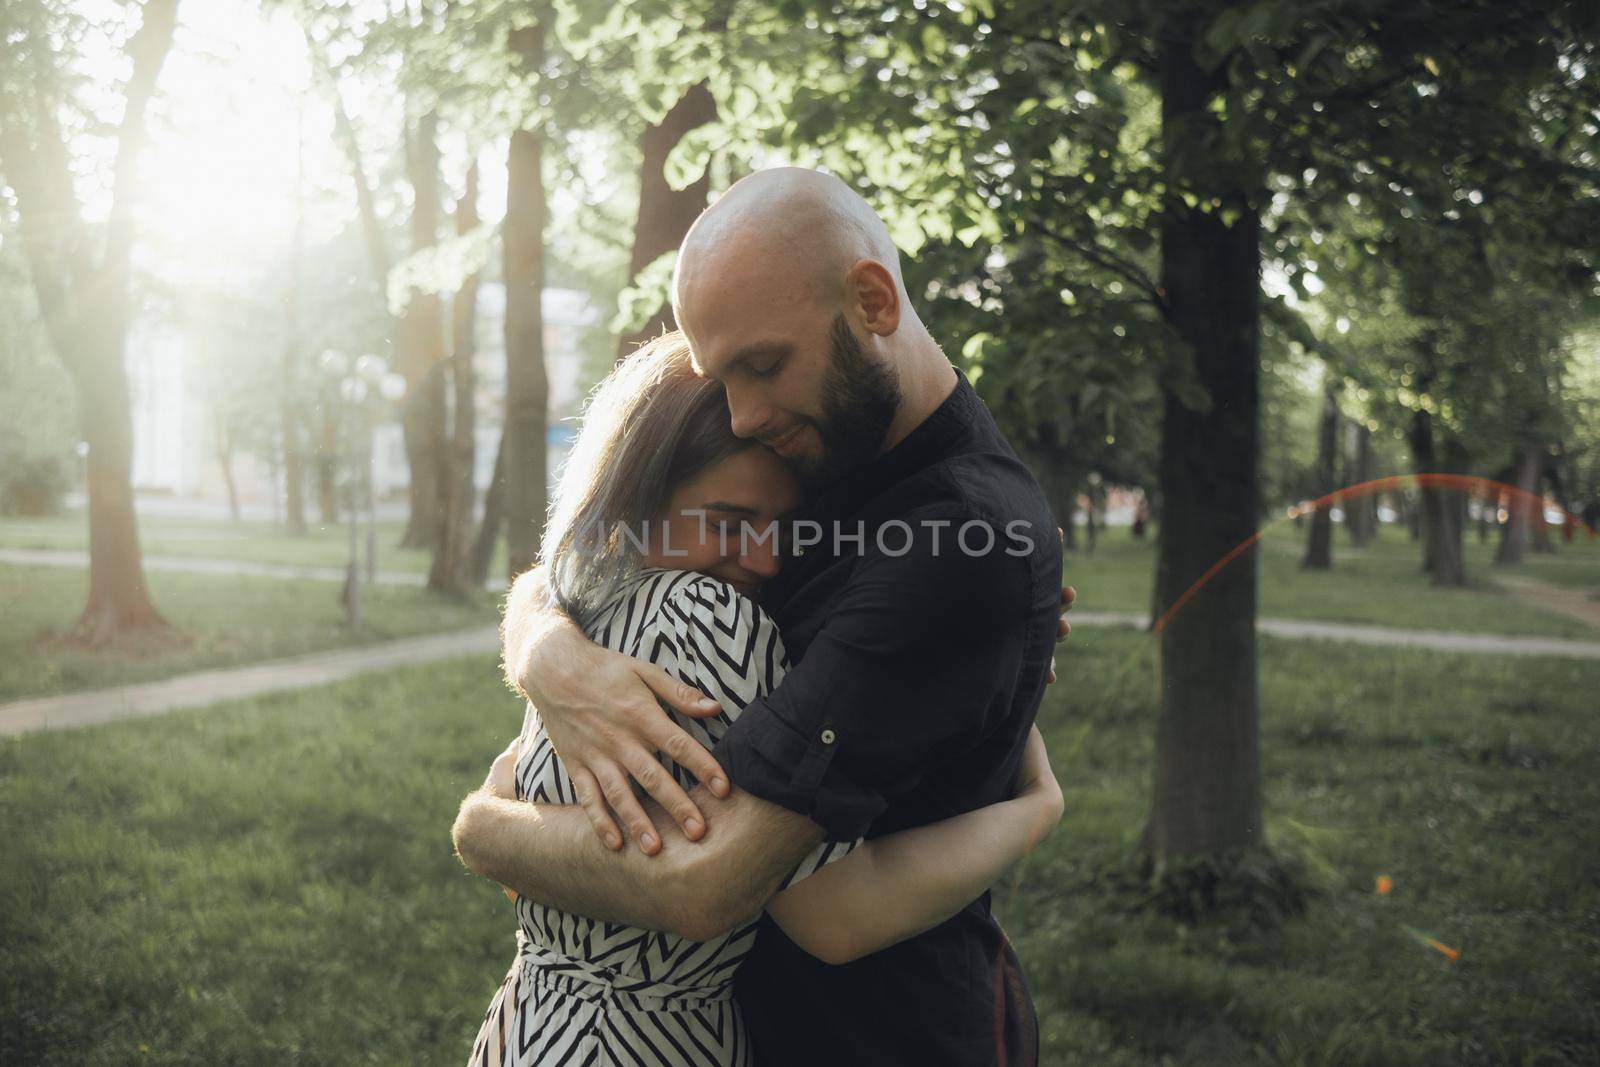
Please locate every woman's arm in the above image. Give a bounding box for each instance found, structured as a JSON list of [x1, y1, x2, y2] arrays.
[[764, 725, 1063, 966]]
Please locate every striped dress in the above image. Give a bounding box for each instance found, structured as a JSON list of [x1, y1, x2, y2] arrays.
[[468, 569, 858, 1067]]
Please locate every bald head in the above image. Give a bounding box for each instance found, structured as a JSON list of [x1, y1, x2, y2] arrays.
[[666, 167, 952, 475], [672, 168, 906, 317]]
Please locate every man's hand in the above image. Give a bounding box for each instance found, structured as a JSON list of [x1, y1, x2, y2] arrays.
[[1048, 584, 1076, 684], [503, 569, 731, 856]]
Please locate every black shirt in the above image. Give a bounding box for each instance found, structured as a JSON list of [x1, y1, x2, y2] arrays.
[[714, 372, 1062, 1066]]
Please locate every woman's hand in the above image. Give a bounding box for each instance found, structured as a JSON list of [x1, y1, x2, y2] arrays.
[[481, 739, 523, 902], [1048, 584, 1076, 684], [1011, 726, 1064, 848], [485, 738, 521, 800]]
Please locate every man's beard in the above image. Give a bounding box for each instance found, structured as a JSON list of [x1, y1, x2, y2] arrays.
[[791, 313, 902, 491]]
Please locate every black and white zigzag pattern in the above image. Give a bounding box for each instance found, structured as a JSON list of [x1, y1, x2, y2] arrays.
[[469, 569, 857, 1067]]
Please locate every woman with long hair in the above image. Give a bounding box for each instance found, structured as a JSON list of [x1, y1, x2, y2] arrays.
[[462, 331, 1062, 1066]]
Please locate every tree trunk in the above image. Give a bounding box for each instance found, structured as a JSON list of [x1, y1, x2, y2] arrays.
[[1303, 374, 1338, 569], [67, 353, 174, 645], [0, 0, 181, 648], [1496, 442, 1542, 566], [280, 98, 309, 536], [1138, 34, 1264, 869], [1347, 423, 1376, 547], [503, 24, 551, 580], [1411, 402, 1466, 586], [617, 83, 718, 359], [428, 160, 482, 594], [216, 416, 242, 522], [1084, 488, 1099, 554], [1024, 445, 1079, 551], [470, 433, 507, 586], [399, 109, 448, 549], [315, 405, 340, 525], [315, 38, 391, 285]]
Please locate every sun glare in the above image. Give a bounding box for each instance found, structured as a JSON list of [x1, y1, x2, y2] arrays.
[[136, 2, 337, 280]]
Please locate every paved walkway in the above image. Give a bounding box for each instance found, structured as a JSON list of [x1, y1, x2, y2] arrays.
[[1072, 610, 1600, 659], [5, 612, 1597, 739], [0, 547, 427, 587], [1490, 573, 1600, 632], [0, 626, 499, 738]]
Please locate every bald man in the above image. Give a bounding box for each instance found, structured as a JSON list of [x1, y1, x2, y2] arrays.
[[455, 168, 1066, 1065]]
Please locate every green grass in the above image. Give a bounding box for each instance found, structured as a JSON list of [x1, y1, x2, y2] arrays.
[[3, 634, 1596, 1064], [0, 508, 511, 579], [0, 564, 498, 701], [1004, 629, 1600, 1065], [0, 658, 514, 1066], [1062, 522, 1600, 639]]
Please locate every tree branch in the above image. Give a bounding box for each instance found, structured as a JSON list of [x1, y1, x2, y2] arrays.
[[105, 0, 181, 279]]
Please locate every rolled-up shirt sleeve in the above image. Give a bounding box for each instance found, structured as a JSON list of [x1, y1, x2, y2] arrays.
[[713, 506, 1032, 840]]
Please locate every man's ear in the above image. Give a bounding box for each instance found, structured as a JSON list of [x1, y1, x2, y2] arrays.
[[845, 259, 901, 337]]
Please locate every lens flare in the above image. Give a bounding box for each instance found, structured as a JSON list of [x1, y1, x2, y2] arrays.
[[1150, 473, 1595, 637]]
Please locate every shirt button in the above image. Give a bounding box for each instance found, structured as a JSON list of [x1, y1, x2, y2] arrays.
[[820, 729, 836, 745]]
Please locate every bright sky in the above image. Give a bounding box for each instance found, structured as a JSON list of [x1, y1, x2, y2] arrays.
[[66, 0, 509, 295], [141, 2, 334, 279]]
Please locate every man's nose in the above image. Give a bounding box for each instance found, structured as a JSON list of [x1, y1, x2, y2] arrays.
[[725, 384, 769, 440]]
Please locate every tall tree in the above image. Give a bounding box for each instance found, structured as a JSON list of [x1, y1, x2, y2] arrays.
[[1143, 17, 1266, 861], [397, 107, 449, 549], [427, 159, 482, 593], [0, 0, 183, 647], [280, 92, 310, 537], [502, 19, 552, 579], [1346, 423, 1377, 547], [1302, 371, 1339, 569]]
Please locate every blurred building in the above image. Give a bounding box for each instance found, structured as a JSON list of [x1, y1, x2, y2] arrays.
[[127, 285, 598, 520]]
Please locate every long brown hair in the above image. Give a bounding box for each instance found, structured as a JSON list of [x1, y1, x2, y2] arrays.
[[540, 331, 750, 628]]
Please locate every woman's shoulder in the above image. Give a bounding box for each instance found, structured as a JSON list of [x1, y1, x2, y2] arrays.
[[586, 568, 772, 646], [648, 569, 774, 638]]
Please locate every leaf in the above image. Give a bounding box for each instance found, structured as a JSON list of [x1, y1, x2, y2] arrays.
[[663, 122, 725, 191], [386, 223, 498, 316], [609, 250, 679, 336], [962, 331, 991, 363]]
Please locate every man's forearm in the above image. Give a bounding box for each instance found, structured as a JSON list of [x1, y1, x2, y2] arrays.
[[452, 785, 823, 941], [453, 790, 692, 933]]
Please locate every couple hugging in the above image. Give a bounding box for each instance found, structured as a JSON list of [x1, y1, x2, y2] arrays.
[[451, 167, 1074, 1067]]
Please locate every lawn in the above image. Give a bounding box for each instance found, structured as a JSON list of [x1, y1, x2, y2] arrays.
[[3, 630, 1595, 1065], [0, 508, 511, 580], [0, 564, 499, 701], [1063, 521, 1600, 639]]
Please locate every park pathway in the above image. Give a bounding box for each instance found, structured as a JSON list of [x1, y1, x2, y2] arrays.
[[0, 626, 499, 738], [1072, 610, 1600, 657], [1490, 573, 1600, 632], [0, 547, 429, 587], [4, 614, 1598, 739]]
